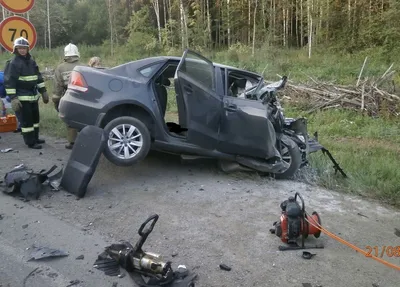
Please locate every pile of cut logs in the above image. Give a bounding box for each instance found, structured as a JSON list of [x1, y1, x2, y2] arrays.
[[276, 59, 400, 117]]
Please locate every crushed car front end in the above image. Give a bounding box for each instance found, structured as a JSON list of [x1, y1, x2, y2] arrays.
[[282, 117, 310, 167], [255, 76, 346, 177]]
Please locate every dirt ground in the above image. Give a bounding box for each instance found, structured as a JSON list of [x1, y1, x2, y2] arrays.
[[0, 132, 399, 287]]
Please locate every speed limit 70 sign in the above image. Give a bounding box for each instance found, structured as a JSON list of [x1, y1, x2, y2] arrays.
[[0, 0, 35, 14], [0, 16, 37, 52]]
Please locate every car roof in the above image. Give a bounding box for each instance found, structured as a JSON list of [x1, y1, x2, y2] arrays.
[[117, 56, 262, 78]]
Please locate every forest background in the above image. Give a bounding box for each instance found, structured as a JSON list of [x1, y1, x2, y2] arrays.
[[1, 0, 399, 206]]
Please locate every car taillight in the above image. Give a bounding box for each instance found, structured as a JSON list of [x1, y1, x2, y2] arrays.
[[68, 71, 88, 92]]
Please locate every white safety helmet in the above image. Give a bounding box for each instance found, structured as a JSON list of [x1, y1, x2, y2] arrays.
[[64, 43, 80, 58], [13, 37, 30, 53]]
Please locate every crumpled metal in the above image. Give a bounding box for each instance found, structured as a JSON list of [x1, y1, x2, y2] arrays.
[[27, 245, 69, 261], [2, 164, 63, 200]]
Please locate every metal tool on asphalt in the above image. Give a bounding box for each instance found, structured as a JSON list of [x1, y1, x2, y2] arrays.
[[270, 192, 324, 251], [301, 251, 316, 260], [94, 214, 197, 287]]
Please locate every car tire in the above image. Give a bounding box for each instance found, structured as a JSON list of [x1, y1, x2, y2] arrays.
[[274, 138, 302, 180], [103, 116, 151, 167]]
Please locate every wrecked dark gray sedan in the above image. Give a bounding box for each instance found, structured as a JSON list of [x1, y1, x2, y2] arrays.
[[59, 49, 345, 179]]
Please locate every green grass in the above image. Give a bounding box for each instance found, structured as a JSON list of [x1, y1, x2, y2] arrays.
[[286, 108, 400, 206], [3, 44, 399, 207]]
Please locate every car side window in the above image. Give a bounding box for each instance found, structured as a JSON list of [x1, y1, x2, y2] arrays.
[[139, 65, 158, 77], [180, 52, 215, 92], [226, 70, 259, 99]]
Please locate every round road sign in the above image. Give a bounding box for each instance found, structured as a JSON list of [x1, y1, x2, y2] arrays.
[[0, 16, 37, 52], [0, 0, 35, 14]]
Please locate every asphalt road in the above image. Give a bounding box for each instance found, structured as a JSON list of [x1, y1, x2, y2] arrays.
[[0, 132, 399, 287]]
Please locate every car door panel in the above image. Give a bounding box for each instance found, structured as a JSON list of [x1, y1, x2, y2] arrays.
[[218, 96, 274, 158], [175, 49, 222, 150]]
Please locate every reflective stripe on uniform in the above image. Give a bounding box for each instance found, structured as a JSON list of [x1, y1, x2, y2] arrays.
[[33, 123, 39, 128], [18, 75, 38, 81], [18, 95, 40, 101], [21, 127, 35, 133], [37, 82, 45, 88], [6, 88, 16, 94]]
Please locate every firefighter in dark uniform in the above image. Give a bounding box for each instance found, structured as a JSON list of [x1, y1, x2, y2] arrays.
[[4, 37, 49, 149]]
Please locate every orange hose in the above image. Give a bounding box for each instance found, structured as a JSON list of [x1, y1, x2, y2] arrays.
[[304, 212, 400, 272]]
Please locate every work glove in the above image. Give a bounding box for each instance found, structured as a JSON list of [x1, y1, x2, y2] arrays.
[[42, 91, 49, 104], [11, 98, 22, 112]]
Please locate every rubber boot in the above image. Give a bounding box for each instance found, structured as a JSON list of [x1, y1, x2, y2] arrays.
[[65, 142, 74, 150], [66, 126, 78, 150], [28, 143, 42, 149], [34, 128, 45, 144]]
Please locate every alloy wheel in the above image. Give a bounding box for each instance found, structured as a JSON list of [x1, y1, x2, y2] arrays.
[[108, 124, 143, 160]]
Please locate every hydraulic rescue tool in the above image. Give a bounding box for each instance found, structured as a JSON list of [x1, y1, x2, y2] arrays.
[[269, 194, 400, 272], [270, 192, 324, 251], [94, 214, 197, 287]]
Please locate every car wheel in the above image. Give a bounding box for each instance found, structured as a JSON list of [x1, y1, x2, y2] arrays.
[[103, 116, 151, 167], [274, 138, 302, 179]]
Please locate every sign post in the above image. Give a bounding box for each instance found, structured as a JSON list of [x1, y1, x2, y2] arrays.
[[0, 0, 36, 52]]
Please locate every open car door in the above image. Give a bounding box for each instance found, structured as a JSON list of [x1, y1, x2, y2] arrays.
[[217, 70, 281, 159], [174, 49, 222, 150]]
